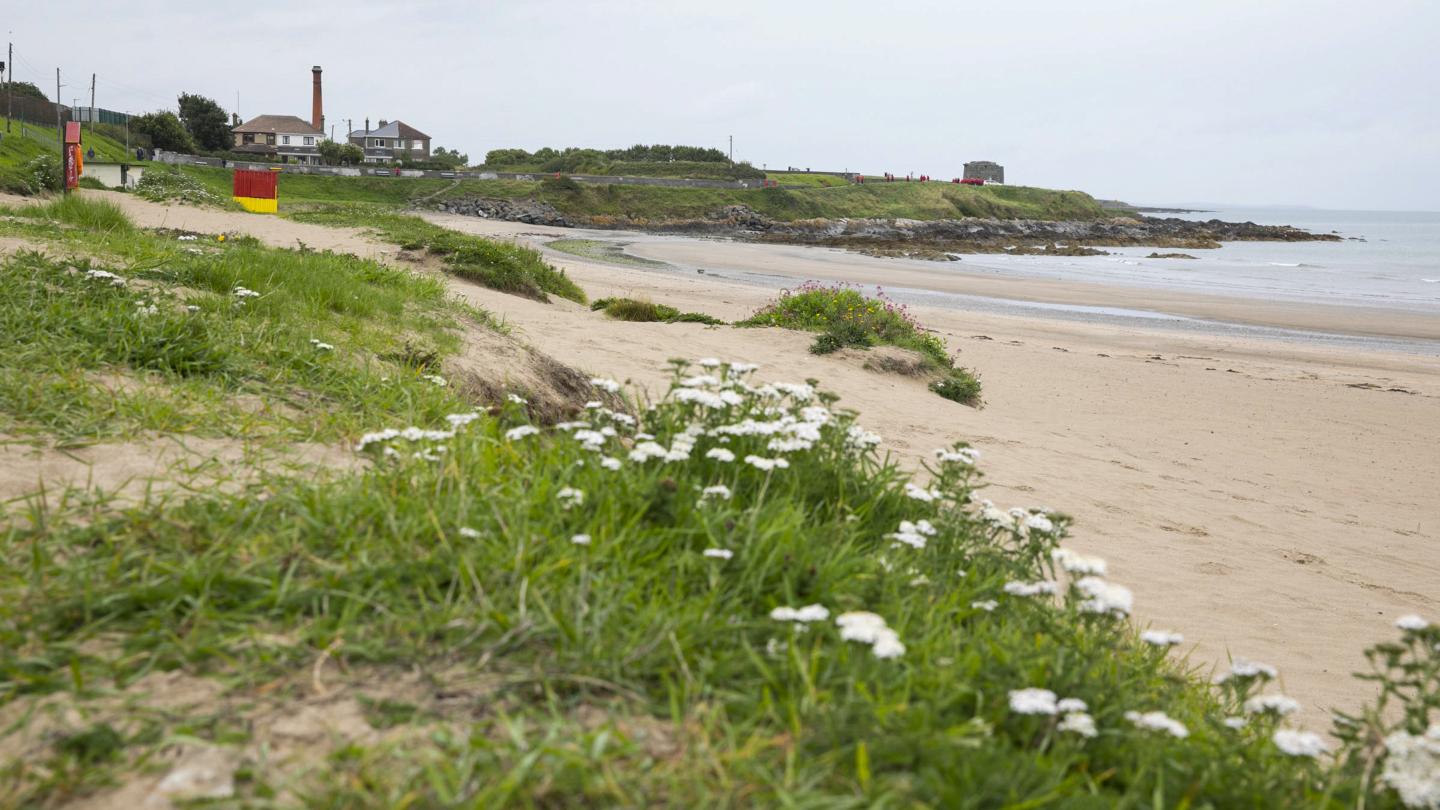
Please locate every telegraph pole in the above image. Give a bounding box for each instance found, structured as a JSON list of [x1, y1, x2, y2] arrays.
[[88, 72, 95, 132], [728, 134, 733, 163], [6, 39, 12, 133], [55, 69, 62, 155]]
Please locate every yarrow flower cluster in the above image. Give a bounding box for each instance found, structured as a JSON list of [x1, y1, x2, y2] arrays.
[[1074, 576, 1133, 617], [309, 338, 334, 351], [886, 519, 937, 550], [233, 286, 260, 299], [1124, 710, 1189, 739], [1140, 630, 1184, 647], [1214, 658, 1278, 684], [1245, 693, 1301, 717], [84, 269, 126, 286], [836, 611, 905, 659], [1381, 724, 1440, 808], [556, 487, 584, 510], [1273, 729, 1328, 758], [770, 605, 829, 623], [1052, 548, 1107, 576], [1003, 580, 1059, 598]]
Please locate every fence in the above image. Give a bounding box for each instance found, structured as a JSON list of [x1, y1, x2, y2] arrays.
[[4, 95, 69, 128]]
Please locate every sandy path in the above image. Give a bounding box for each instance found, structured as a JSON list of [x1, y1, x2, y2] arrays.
[[71, 193, 1440, 726]]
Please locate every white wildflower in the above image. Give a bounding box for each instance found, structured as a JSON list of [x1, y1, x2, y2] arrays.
[[233, 286, 261, 298], [507, 393, 528, 405], [871, 630, 906, 659], [458, 527, 481, 539], [706, 448, 736, 463], [846, 425, 882, 448], [771, 382, 814, 400], [1396, 615, 1430, 632], [765, 637, 787, 656], [1273, 729, 1328, 758], [680, 374, 721, 388], [1141, 630, 1184, 647], [1008, 688, 1059, 716], [1224, 716, 1248, 730], [1380, 724, 1440, 809], [1024, 513, 1056, 534], [697, 357, 721, 368], [1003, 580, 1059, 597], [771, 605, 830, 623], [573, 429, 608, 449], [835, 612, 888, 643], [904, 482, 941, 502], [1245, 694, 1301, 717], [1075, 576, 1133, 617], [1058, 712, 1098, 738], [629, 441, 669, 462], [674, 388, 727, 408], [744, 455, 790, 471], [445, 412, 481, 428], [590, 378, 622, 393], [584, 400, 603, 409], [308, 339, 334, 351], [571, 534, 591, 546], [971, 599, 999, 612], [1057, 698, 1088, 714], [1052, 548, 1107, 576], [504, 425, 540, 441], [422, 373, 447, 387], [701, 485, 732, 501], [1124, 710, 1189, 738], [185, 304, 200, 312], [1214, 658, 1278, 684], [728, 362, 759, 375], [934, 447, 981, 464], [767, 437, 814, 453], [556, 487, 584, 509], [600, 456, 622, 471], [703, 548, 734, 560]]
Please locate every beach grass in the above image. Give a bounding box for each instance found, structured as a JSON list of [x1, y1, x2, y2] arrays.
[[590, 296, 725, 325], [739, 282, 983, 406], [287, 204, 586, 304]]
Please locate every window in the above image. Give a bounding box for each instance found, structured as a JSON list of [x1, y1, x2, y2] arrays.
[[265, 134, 276, 145], [241, 133, 255, 145], [303, 136, 315, 146], [281, 135, 291, 145], [412, 140, 423, 150]]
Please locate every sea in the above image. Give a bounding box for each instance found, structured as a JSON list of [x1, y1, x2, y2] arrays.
[[877, 207, 1440, 354]]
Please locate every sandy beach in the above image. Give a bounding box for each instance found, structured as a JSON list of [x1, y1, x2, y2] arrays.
[[82, 193, 1440, 727]]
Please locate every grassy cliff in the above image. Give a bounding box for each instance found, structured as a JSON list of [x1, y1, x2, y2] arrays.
[[170, 164, 1112, 222]]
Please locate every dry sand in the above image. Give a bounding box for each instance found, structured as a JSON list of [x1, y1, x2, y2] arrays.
[[74, 192, 1440, 725]]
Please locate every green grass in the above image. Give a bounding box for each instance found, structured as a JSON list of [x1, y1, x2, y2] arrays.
[[740, 282, 982, 406], [287, 204, 586, 304], [0, 202, 480, 446], [13, 195, 134, 234], [590, 296, 725, 325], [0, 355, 1426, 805], [134, 165, 230, 206], [767, 172, 850, 188]]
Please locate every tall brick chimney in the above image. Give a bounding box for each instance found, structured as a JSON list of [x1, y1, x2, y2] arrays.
[[311, 66, 324, 132]]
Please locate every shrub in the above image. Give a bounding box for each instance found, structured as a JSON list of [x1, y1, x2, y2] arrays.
[[26, 154, 62, 195], [931, 369, 983, 406], [591, 297, 725, 325], [810, 320, 874, 354], [135, 166, 225, 206]]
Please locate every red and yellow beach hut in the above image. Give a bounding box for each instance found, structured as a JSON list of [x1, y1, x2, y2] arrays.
[[232, 169, 280, 213]]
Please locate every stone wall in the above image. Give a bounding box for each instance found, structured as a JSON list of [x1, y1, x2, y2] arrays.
[[963, 161, 1005, 184]]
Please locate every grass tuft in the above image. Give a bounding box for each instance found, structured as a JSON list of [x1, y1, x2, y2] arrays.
[[590, 297, 725, 325], [14, 195, 135, 234]]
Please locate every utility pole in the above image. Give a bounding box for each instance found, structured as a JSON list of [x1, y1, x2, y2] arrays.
[[55, 68, 62, 156], [88, 72, 95, 132], [728, 135, 733, 163], [6, 39, 12, 133]]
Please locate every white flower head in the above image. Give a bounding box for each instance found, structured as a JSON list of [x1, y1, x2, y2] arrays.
[[1124, 710, 1188, 738], [904, 482, 941, 502], [701, 484, 732, 501], [1214, 658, 1278, 684], [706, 448, 736, 463], [570, 534, 591, 546], [744, 455, 790, 471], [1396, 615, 1430, 632], [1223, 716, 1248, 730], [600, 456, 623, 471], [1380, 724, 1440, 808], [1003, 580, 1059, 598], [1273, 729, 1328, 758], [458, 527, 481, 539], [1058, 712, 1098, 738], [934, 447, 981, 465], [1245, 694, 1301, 717], [1052, 548, 1107, 576], [556, 486, 584, 509], [971, 599, 999, 612], [1074, 576, 1133, 617], [1008, 688, 1059, 716], [702, 548, 733, 560], [590, 378, 622, 393], [697, 357, 721, 368], [504, 425, 540, 441], [1141, 630, 1185, 647], [1057, 698, 1088, 714], [771, 604, 830, 623], [507, 393, 528, 405]]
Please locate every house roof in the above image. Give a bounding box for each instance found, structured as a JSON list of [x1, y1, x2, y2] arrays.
[[348, 120, 431, 141], [234, 115, 323, 136]]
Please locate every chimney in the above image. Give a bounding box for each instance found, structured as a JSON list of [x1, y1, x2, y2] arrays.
[[379, 119, 388, 128], [364, 117, 370, 133], [311, 65, 324, 132]]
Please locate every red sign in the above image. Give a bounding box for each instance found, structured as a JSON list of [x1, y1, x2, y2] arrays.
[[64, 121, 82, 145], [64, 145, 80, 190]]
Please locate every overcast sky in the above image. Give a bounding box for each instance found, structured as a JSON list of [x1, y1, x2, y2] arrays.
[[9, 1, 1438, 209]]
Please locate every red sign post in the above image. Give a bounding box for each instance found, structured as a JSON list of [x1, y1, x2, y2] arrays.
[[63, 121, 83, 192]]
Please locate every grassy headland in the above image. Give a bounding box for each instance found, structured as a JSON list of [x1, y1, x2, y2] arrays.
[[0, 117, 139, 195], [168, 164, 1112, 223]]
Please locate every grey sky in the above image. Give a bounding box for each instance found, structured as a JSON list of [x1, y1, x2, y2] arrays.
[[10, 1, 1438, 209]]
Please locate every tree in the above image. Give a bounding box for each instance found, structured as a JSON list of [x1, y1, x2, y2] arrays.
[[339, 143, 364, 165], [318, 139, 343, 165], [430, 146, 469, 168], [8, 81, 49, 101], [317, 140, 364, 166], [177, 93, 232, 152], [130, 111, 197, 153]]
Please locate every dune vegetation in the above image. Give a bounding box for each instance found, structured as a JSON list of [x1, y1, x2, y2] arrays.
[[0, 196, 1434, 808]]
